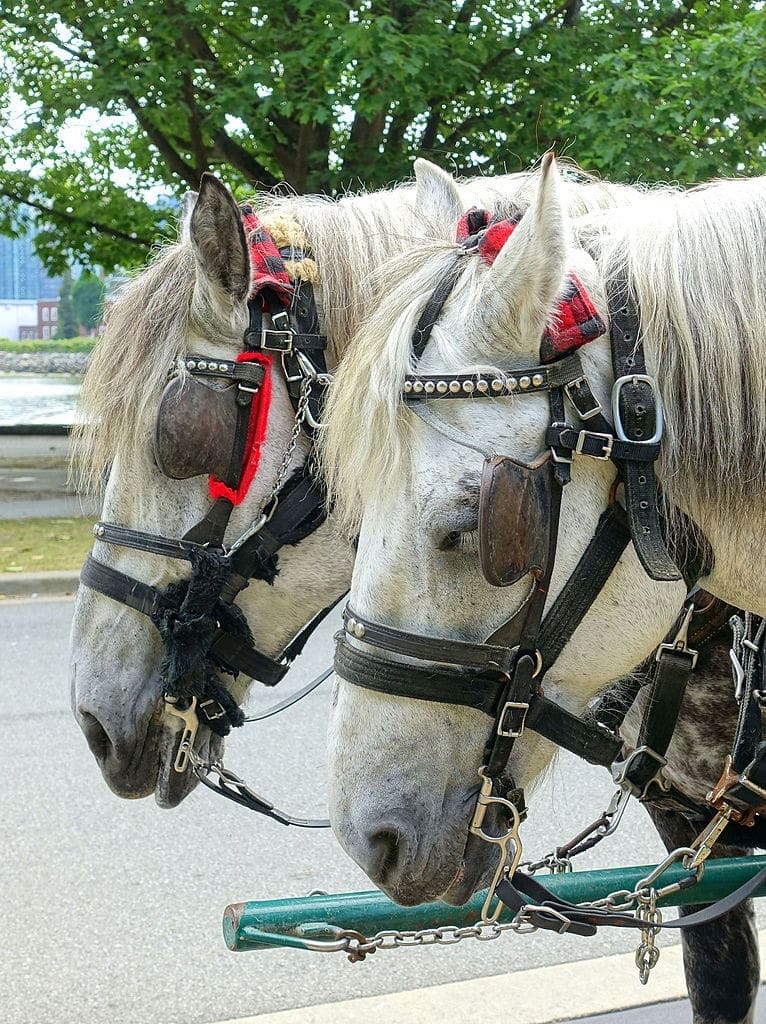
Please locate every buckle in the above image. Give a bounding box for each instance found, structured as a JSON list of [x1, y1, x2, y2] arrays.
[[262, 310, 294, 352], [497, 700, 529, 739], [564, 376, 603, 420], [575, 430, 613, 460], [611, 374, 664, 444], [655, 603, 699, 669], [707, 755, 766, 825], [612, 745, 669, 799]]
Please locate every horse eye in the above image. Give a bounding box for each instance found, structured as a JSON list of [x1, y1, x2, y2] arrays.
[[439, 531, 462, 551], [438, 528, 478, 553]]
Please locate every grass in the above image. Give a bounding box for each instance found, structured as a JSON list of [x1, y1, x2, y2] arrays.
[[0, 336, 96, 353], [0, 516, 95, 573]]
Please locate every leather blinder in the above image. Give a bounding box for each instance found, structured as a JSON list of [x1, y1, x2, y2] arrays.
[[154, 375, 245, 486], [478, 452, 553, 587]]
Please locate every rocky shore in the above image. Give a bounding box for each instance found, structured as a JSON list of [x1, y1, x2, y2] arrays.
[[0, 351, 90, 375]]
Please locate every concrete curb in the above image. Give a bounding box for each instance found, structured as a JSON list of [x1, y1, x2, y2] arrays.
[[0, 569, 79, 599]]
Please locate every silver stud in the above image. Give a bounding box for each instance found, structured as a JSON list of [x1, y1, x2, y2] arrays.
[[449, 380, 461, 393], [424, 381, 435, 393], [211, 362, 220, 372], [519, 376, 531, 389], [346, 617, 357, 634], [491, 378, 504, 392], [413, 380, 425, 393], [403, 381, 413, 393], [353, 622, 366, 639], [436, 381, 448, 394], [462, 380, 475, 393], [197, 360, 207, 370], [476, 379, 489, 393], [507, 377, 517, 390], [532, 373, 544, 387], [94, 524, 105, 537], [187, 360, 196, 370]]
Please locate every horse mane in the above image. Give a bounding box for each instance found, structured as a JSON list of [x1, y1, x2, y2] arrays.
[[580, 175, 766, 519], [73, 164, 641, 497], [322, 173, 766, 537]]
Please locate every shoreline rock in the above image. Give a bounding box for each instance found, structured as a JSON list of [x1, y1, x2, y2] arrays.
[[0, 351, 90, 375]]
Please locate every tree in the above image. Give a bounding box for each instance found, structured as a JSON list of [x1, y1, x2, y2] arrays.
[[55, 269, 78, 338], [1, 1, 763, 272], [72, 271, 105, 332]]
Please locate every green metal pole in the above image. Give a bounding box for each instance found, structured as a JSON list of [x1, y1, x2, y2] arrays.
[[223, 855, 766, 952]]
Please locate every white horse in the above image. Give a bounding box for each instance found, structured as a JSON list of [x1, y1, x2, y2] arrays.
[[70, 163, 635, 805], [321, 157, 766, 907]]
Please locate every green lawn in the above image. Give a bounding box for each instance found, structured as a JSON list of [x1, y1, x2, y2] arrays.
[[0, 516, 95, 573]]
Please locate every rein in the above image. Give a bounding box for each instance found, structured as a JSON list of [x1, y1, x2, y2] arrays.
[[79, 211, 337, 827]]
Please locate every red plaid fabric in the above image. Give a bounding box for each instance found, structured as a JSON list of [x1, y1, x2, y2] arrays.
[[455, 207, 605, 359], [239, 204, 293, 308]]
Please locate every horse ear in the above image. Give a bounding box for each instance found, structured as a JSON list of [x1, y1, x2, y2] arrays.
[[481, 153, 568, 340], [413, 158, 463, 233], [179, 191, 198, 243], [190, 174, 250, 304]]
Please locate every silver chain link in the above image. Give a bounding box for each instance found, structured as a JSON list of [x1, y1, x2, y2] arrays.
[[227, 378, 312, 556]]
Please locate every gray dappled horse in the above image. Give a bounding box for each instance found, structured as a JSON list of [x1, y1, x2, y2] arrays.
[[71, 164, 757, 1022]]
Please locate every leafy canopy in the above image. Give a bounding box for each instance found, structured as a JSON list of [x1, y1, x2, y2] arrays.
[[1, 1, 764, 271]]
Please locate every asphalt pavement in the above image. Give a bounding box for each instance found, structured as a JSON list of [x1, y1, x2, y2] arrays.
[[3, 597, 765, 1024]]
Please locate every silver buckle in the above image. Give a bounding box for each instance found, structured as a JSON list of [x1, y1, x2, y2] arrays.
[[564, 376, 603, 420], [262, 310, 294, 352], [497, 700, 529, 739], [655, 603, 699, 669], [575, 430, 613, 460], [611, 374, 664, 444], [611, 745, 670, 799]]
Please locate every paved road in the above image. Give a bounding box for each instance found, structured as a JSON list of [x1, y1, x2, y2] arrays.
[[2, 598, 763, 1024]]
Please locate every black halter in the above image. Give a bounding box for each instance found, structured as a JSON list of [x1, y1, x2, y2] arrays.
[[79, 234, 339, 825], [334, 260, 706, 816]]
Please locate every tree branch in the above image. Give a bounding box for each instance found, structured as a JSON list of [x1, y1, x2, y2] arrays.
[[211, 130, 280, 188], [0, 188, 154, 247], [120, 93, 200, 186]]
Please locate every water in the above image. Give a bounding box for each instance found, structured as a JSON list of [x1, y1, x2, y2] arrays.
[[0, 374, 81, 425]]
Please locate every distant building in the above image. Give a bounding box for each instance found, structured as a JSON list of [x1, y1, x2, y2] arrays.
[[0, 218, 62, 301], [17, 299, 60, 340], [0, 300, 38, 341]]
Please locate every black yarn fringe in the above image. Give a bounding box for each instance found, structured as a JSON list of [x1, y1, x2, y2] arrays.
[[151, 547, 250, 736]]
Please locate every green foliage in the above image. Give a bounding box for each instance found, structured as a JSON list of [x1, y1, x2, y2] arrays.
[[72, 271, 105, 329], [55, 269, 79, 338], [1, 1, 764, 272], [0, 336, 95, 352]]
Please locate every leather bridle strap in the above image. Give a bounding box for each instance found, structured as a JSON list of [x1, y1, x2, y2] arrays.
[[496, 862, 766, 937]]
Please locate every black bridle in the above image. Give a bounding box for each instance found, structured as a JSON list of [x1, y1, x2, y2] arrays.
[[330, 244, 736, 919], [79, 235, 338, 827]]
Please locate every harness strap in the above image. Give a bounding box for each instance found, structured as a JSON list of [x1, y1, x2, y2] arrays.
[[496, 862, 766, 935]]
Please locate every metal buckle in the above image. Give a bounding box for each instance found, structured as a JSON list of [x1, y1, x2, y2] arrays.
[[575, 430, 613, 460], [611, 374, 664, 444], [549, 422, 573, 465], [497, 700, 529, 738], [262, 311, 294, 352], [564, 376, 603, 420], [655, 603, 699, 669], [612, 745, 669, 799]]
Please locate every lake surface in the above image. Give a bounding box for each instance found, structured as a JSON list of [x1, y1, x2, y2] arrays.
[[0, 374, 81, 425]]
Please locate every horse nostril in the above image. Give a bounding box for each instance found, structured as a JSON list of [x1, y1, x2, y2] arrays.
[[367, 825, 407, 885], [78, 710, 111, 761]]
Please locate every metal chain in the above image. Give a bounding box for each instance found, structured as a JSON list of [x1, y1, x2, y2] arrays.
[[635, 889, 662, 984], [228, 378, 312, 556]]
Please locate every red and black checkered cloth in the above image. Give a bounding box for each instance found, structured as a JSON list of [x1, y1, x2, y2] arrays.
[[456, 207, 605, 361], [239, 204, 293, 308]]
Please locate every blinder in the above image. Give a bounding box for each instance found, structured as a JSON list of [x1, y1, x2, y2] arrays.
[[479, 452, 554, 588], [154, 358, 266, 488]]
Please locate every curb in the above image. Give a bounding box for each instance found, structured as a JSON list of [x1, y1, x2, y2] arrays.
[[0, 569, 79, 599]]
